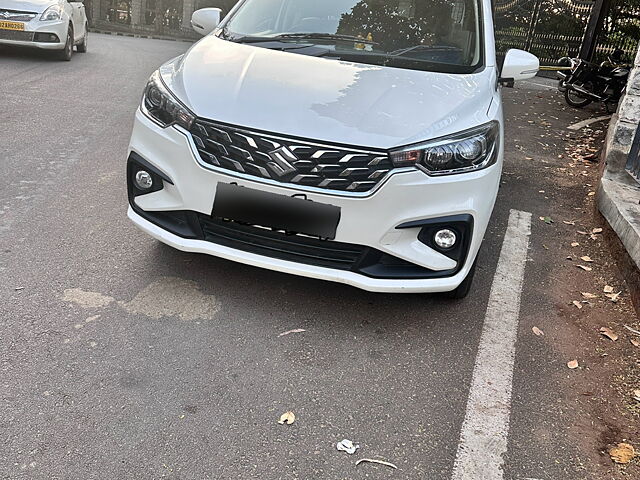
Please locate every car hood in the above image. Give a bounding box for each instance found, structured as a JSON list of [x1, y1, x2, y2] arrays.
[[3, 0, 58, 13], [162, 36, 496, 149]]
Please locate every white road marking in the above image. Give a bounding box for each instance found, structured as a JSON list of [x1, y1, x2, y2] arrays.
[[451, 209, 532, 480], [567, 115, 612, 131], [520, 79, 556, 91]]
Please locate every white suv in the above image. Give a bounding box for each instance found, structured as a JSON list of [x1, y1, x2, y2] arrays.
[[127, 0, 538, 298]]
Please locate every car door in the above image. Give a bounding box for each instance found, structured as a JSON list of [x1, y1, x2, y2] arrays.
[[67, 0, 86, 41]]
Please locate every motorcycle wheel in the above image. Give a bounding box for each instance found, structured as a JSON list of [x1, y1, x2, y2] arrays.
[[565, 83, 593, 108]]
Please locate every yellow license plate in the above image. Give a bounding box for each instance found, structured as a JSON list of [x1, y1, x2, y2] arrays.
[[0, 21, 25, 31]]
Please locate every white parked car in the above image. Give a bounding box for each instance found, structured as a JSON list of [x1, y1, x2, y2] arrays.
[[127, 0, 539, 298], [0, 0, 87, 60]]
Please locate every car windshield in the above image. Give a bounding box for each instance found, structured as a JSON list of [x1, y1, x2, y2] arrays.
[[220, 0, 483, 74]]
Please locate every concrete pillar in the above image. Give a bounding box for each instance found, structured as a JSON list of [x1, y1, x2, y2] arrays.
[[603, 41, 640, 174], [131, 0, 143, 27], [183, 0, 195, 30], [92, 0, 100, 23]]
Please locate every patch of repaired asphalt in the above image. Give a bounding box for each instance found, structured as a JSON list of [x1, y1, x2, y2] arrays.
[[120, 277, 219, 321], [62, 277, 219, 321], [62, 288, 115, 308]]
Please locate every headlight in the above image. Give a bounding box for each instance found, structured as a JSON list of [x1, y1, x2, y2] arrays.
[[390, 121, 500, 176], [141, 70, 195, 130], [40, 5, 63, 21]]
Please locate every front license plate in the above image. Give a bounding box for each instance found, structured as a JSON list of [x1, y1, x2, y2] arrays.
[[213, 183, 341, 239], [0, 21, 25, 31]]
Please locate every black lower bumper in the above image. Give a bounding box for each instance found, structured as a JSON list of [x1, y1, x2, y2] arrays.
[[127, 153, 473, 280]]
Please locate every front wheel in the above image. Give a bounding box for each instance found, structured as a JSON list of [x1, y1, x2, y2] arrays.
[[57, 25, 73, 61], [444, 257, 477, 300], [76, 24, 88, 53], [564, 83, 593, 108]]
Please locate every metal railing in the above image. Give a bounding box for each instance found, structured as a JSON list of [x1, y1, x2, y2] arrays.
[[627, 123, 640, 183], [494, 0, 640, 65]]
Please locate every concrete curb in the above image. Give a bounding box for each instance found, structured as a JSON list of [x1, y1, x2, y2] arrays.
[[598, 174, 640, 270], [88, 29, 195, 44]]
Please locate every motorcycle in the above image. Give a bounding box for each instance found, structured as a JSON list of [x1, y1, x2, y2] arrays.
[[558, 55, 630, 111], [557, 56, 577, 92]]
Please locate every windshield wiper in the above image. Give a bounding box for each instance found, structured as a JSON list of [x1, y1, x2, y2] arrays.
[[321, 50, 472, 74], [229, 32, 378, 45], [274, 33, 379, 45]]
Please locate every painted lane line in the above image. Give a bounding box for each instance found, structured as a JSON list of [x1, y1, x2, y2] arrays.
[[451, 209, 532, 480], [520, 79, 556, 91], [567, 115, 611, 131]]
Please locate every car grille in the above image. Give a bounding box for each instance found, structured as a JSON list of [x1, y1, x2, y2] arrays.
[[0, 9, 37, 22], [190, 119, 394, 193], [0, 29, 34, 41], [200, 216, 366, 270]]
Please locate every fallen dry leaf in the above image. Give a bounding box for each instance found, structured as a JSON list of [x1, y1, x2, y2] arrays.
[[278, 411, 296, 425], [609, 443, 635, 464], [599, 327, 619, 342], [567, 360, 579, 369], [577, 230, 588, 235], [605, 292, 621, 303], [633, 389, 640, 402], [532, 326, 544, 336], [604, 285, 614, 293], [571, 242, 580, 247], [572, 301, 583, 309], [278, 328, 306, 337], [355, 458, 398, 470], [581, 292, 598, 299], [563, 220, 576, 225], [592, 228, 603, 234], [580, 256, 594, 263], [631, 339, 640, 347], [625, 325, 640, 336], [577, 265, 593, 272]]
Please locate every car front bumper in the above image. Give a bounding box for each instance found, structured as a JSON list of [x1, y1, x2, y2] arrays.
[[0, 19, 67, 50], [128, 109, 503, 293]]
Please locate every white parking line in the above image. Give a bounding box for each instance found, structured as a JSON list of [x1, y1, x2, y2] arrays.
[[451, 209, 532, 480], [567, 115, 611, 131], [520, 79, 556, 91]]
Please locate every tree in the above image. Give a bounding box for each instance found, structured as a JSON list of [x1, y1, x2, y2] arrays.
[[336, 0, 456, 51]]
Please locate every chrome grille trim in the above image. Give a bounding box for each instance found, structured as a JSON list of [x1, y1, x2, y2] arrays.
[[189, 119, 396, 193], [0, 9, 37, 22]]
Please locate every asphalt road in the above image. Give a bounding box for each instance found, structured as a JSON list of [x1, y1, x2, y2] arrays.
[[0, 34, 614, 479]]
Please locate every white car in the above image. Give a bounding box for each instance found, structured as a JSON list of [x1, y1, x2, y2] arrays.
[[127, 0, 539, 298], [0, 0, 87, 60]]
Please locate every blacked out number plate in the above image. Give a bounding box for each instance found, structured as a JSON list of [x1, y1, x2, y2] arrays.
[[213, 183, 341, 239]]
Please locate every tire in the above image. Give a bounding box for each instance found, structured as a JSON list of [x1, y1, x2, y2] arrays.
[[76, 25, 88, 53], [444, 257, 478, 300], [57, 25, 73, 61], [564, 83, 592, 108]]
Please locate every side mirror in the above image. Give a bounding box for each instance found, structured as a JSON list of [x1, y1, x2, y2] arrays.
[[192, 8, 222, 36], [499, 49, 540, 87]]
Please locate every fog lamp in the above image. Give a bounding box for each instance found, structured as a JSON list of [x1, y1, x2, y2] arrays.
[[134, 170, 153, 190], [434, 229, 457, 249]]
